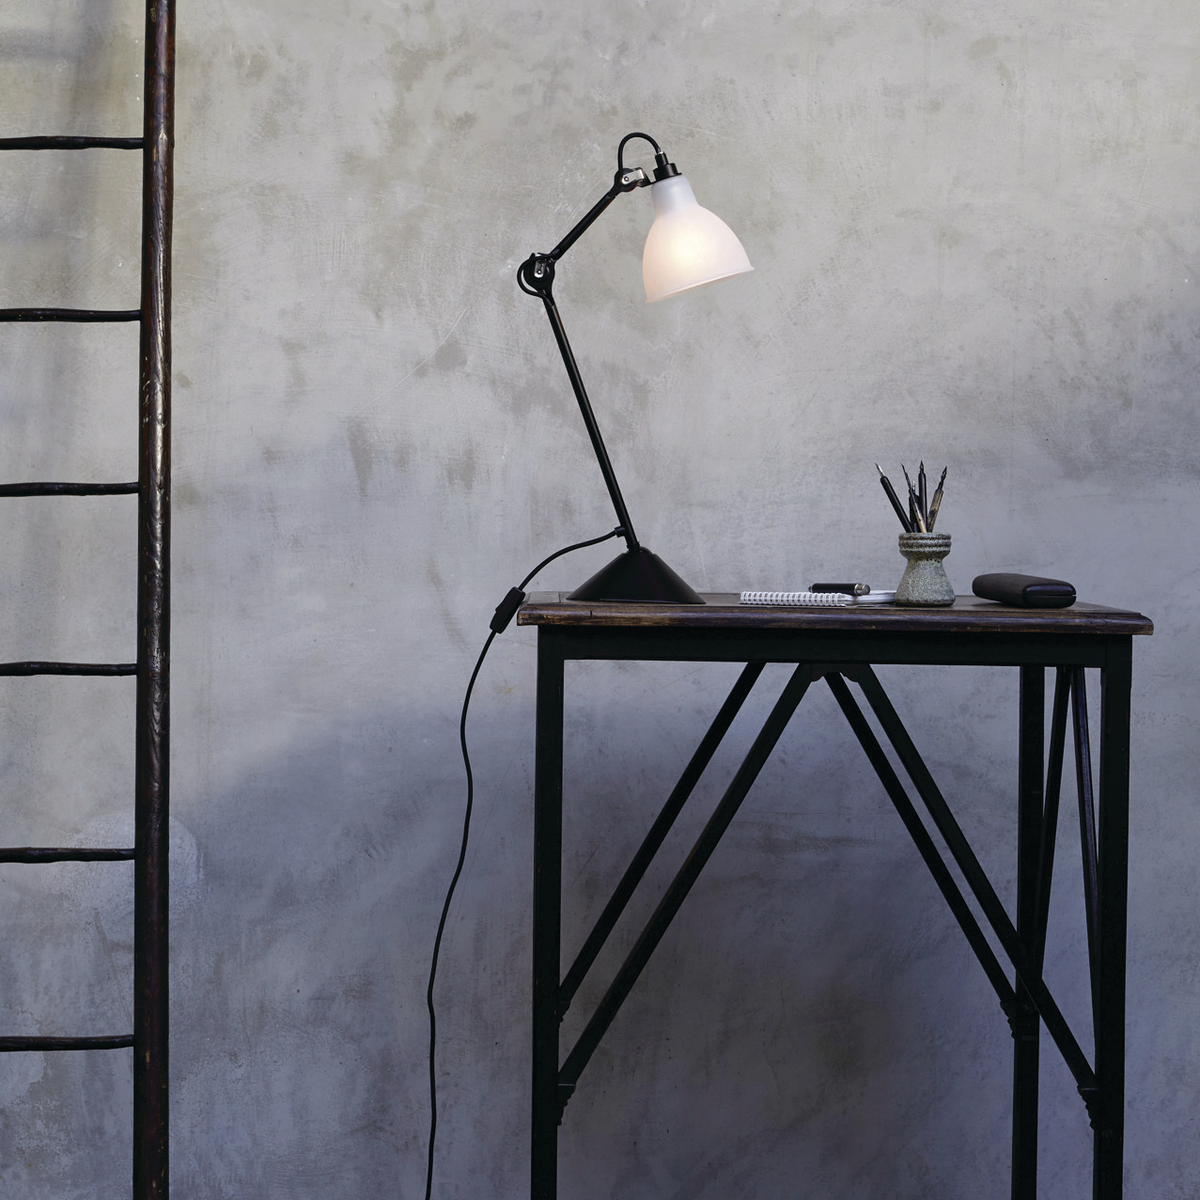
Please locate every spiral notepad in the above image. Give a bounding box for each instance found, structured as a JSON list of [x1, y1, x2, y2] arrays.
[[740, 590, 852, 607], [739, 590, 896, 607]]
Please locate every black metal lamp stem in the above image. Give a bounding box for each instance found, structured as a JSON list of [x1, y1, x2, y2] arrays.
[[521, 266, 639, 551]]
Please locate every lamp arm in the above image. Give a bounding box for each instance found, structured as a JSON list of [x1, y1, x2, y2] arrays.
[[516, 133, 685, 556], [517, 142, 662, 552], [545, 166, 645, 262]]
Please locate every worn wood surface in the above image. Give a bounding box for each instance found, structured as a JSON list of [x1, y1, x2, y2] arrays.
[[518, 593, 1153, 637]]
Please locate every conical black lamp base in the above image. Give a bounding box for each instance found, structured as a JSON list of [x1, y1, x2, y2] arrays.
[[568, 547, 705, 605]]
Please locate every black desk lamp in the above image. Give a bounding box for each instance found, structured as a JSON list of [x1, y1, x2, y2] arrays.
[[518, 132, 752, 604]]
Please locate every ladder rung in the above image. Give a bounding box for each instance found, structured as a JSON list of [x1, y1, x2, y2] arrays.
[[0, 482, 138, 497], [0, 1035, 134, 1053], [0, 662, 137, 677], [0, 308, 141, 323], [0, 847, 135, 863], [0, 136, 143, 151]]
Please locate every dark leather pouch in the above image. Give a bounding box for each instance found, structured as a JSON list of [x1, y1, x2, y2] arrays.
[[972, 572, 1076, 608]]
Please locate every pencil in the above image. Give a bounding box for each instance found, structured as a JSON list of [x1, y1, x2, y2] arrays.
[[875, 464, 913, 531], [902, 464, 927, 532], [928, 466, 947, 531]]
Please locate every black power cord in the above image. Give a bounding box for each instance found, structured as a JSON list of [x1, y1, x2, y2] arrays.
[[424, 527, 623, 1200]]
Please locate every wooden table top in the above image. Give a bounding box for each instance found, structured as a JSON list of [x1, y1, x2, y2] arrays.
[[518, 593, 1154, 637]]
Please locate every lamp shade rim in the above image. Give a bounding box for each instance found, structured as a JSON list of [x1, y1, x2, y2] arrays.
[[645, 262, 754, 303]]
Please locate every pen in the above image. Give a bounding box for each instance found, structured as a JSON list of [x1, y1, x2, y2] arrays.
[[902, 464, 927, 532], [928, 466, 947, 531], [875, 464, 913, 531], [918, 461, 928, 528], [811, 582, 871, 596]]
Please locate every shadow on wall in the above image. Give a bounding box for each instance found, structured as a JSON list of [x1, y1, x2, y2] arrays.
[[0, 671, 1096, 1198], [154, 670, 1090, 1199]]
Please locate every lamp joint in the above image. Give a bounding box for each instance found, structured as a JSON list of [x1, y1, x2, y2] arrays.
[[517, 252, 555, 298], [612, 166, 647, 192]]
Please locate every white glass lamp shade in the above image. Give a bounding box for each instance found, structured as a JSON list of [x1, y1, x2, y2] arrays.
[[641, 174, 753, 303]]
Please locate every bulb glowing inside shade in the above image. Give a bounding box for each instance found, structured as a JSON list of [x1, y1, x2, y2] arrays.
[[642, 174, 753, 303]]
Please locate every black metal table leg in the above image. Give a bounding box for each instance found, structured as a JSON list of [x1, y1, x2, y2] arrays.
[[1093, 643, 1132, 1200], [852, 668, 1096, 1095], [556, 664, 814, 1102], [1012, 666, 1045, 1199], [532, 630, 566, 1200], [1072, 668, 1102, 1026], [559, 662, 765, 1010]]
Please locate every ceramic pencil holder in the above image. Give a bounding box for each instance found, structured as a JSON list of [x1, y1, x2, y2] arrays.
[[894, 531, 955, 606]]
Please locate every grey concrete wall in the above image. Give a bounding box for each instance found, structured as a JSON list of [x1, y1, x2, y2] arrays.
[[0, 0, 1197, 1196]]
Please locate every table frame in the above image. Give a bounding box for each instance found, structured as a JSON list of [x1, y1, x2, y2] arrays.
[[518, 594, 1152, 1200]]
